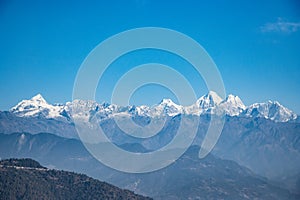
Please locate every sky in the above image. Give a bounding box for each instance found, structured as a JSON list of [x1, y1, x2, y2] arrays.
[[0, 0, 300, 113]]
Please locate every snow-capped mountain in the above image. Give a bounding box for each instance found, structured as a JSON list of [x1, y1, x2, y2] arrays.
[[217, 95, 246, 116], [184, 91, 223, 115], [184, 92, 245, 116], [9, 92, 298, 123], [128, 105, 151, 116], [197, 91, 223, 109], [150, 98, 183, 117], [10, 94, 65, 119], [244, 101, 297, 122]]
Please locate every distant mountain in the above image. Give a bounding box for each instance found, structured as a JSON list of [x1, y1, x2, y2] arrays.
[[244, 100, 297, 122], [198, 91, 224, 108], [150, 98, 183, 117], [9, 92, 298, 123], [10, 94, 67, 121], [217, 94, 246, 116], [183, 91, 223, 115], [0, 158, 151, 200], [0, 134, 297, 200]]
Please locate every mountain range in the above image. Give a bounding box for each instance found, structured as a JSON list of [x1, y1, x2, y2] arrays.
[[1, 92, 300, 199], [9, 92, 298, 124]]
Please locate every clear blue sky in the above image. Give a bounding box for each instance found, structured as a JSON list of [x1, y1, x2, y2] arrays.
[[0, 0, 300, 113]]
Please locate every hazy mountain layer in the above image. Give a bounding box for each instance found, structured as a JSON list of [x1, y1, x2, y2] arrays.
[[0, 133, 298, 199]]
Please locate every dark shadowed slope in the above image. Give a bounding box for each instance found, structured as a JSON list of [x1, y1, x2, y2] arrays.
[[0, 158, 152, 200]]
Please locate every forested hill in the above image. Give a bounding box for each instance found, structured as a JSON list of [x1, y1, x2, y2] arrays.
[[0, 158, 152, 200]]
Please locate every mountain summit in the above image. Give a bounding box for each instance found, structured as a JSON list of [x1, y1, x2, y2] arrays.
[[217, 94, 246, 116], [10, 94, 64, 119], [152, 98, 183, 116], [196, 91, 223, 109]]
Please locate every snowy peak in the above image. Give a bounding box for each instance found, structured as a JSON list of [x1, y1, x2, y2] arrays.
[[128, 105, 151, 116], [10, 94, 64, 119], [224, 95, 245, 108], [217, 94, 246, 116], [152, 98, 183, 116], [160, 98, 175, 105], [196, 91, 223, 109], [31, 94, 47, 103], [66, 100, 123, 121], [158, 98, 180, 108], [244, 101, 297, 122]]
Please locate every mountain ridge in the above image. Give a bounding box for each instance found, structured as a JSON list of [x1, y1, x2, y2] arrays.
[[10, 92, 298, 123]]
